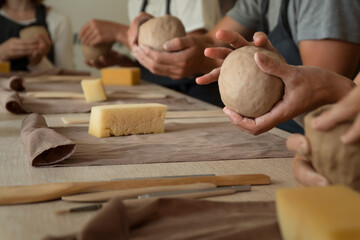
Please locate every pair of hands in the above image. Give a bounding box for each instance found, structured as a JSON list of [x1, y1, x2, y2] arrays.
[[127, 12, 217, 80], [197, 29, 355, 135], [287, 86, 360, 186], [78, 19, 135, 68], [0, 33, 51, 65]]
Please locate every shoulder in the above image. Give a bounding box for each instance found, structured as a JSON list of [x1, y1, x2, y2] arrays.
[[46, 6, 71, 25]]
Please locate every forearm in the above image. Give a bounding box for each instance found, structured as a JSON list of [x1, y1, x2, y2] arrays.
[[115, 24, 130, 48], [299, 40, 360, 79]]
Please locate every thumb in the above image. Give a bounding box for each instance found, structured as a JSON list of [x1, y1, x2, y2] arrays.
[[163, 36, 194, 52], [254, 51, 293, 80]]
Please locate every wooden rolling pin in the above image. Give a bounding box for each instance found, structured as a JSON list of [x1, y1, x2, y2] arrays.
[[0, 174, 270, 205]]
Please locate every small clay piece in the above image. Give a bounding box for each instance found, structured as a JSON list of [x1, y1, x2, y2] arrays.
[[305, 105, 360, 191], [138, 15, 186, 51], [81, 43, 112, 62], [218, 46, 285, 118], [19, 26, 50, 41]]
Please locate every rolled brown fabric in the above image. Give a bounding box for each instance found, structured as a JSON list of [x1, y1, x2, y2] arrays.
[[0, 90, 26, 114], [21, 113, 76, 166], [0, 76, 25, 91], [45, 198, 281, 240]]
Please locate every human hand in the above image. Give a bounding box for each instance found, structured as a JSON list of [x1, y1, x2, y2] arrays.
[[196, 30, 277, 85], [286, 134, 330, 187], [221, 51, 355, 135], [311, 86, 360, 144], [28, 33, 52, 65], [128, 12, 153, 51], [84, 50, 136, 69], [0, 37, 38, 61], [132, 35, 217, 79], [79, 19, 124, 46]]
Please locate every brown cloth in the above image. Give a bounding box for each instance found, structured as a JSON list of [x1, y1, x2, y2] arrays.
[[0, 76, 24, 91], [0, 90, 26, 113], [0, 68, 90, 78], [21, 113, 76, 166], [26, 121, 291, 167], [45, 198, 281, 240]]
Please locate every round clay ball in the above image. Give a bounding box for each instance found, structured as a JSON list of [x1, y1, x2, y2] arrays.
[[218, 46, 285, 118], [19, 26, 49, 41], [138, 15, 186, 51], [81, 43, 112, 62], [305, 105, 360, 191]]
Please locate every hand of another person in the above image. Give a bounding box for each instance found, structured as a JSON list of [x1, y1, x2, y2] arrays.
[[196, 30, 278, 85], [132, 35, 218, 79], [0, 38, 38, 61], [128, 12, 154, 51], [79, 19, 123, 46], [311, 86, 360, 144], [219, 50, 355, 135], [84, 50, 136, 69], [28, 33, 52, 65], [286, 134, 330, 187]]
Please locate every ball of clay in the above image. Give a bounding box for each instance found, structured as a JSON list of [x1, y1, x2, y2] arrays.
[[19, 26, 49, 41], [305, 105, 360, 191], [81, 43, 112, 62], [138, 15, 186, 51], [218, 46, 285, 118]]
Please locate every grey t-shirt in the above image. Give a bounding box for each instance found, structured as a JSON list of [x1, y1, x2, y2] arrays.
[[227, 0, 360, 45]]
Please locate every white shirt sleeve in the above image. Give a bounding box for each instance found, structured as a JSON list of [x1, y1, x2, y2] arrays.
[[46, 7, 74, 69], [127, 0, 221, 33]]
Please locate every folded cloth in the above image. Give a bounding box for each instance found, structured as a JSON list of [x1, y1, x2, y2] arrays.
[[0, 76, 24, 91], [0, 68, 90, 78], [45, 198, 281, 240], [21, 113, 76, 166], [0, 90, 26, 113]]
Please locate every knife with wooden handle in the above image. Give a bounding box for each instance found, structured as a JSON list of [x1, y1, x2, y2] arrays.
[[62, 183, 217, 203], [0, 174, 270, 205]]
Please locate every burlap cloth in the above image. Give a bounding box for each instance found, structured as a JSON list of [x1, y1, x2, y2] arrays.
[[21, 114, 292, 167], [45, 198, 281, 240]]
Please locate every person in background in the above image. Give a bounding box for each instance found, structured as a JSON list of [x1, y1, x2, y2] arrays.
[[79, 0, 223, 106], [128, 0, 360, 133], [0, 0, 73, 71]]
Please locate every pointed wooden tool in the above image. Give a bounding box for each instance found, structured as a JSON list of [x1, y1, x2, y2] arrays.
[[0, 174, 270, 205]]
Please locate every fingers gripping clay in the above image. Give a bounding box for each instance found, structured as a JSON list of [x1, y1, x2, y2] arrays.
[[138, 15, 186, 51], [218, 46, 285, 118], [81, 43, 112, 62], [305, 105, 360, 191]]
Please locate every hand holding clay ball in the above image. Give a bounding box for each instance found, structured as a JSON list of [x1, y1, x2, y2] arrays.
[[218, 46, 285, 118], [138, 15, 186, 51], [305, 105, 360, 191], [81, 43, 113, 63]]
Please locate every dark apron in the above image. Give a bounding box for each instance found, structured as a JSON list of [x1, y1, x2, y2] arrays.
[[259, 0, 304, 134], [0, 4, 54, 71], [138, 0, 224, 107]]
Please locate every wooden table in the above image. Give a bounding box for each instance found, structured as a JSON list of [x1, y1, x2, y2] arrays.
[[0, 79, 296, 240]]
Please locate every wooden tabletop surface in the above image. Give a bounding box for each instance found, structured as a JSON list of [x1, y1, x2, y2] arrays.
[[0, 79, 296, 240]]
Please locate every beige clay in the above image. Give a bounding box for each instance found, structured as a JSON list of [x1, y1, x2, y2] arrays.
[[138, 15, 186, 51], [218, 46, 285, 118], [81, 43, 112, 62], [305, 105, 360, 191], [19, 26, 49, 41]]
